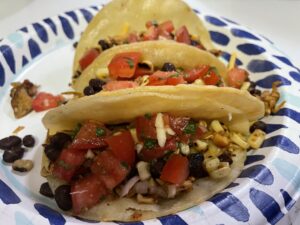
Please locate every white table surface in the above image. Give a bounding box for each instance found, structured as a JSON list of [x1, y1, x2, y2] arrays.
[[0, 0, 300, 224]]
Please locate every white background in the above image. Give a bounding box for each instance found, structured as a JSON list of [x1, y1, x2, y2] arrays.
[[0, 0, 300, 224]]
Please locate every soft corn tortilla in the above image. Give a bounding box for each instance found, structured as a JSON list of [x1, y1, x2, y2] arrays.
[[74, 0, 215, 75], [73, 41, 227, 93], [42, 85, 259, 221]]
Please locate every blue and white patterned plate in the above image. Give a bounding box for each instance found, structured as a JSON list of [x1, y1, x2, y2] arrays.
[[1, 3, 300, 225]]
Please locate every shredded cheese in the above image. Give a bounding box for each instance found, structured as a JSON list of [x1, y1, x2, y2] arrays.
[[228, 52, 237, 70], [155, 113, 166, 147], [96, 68, 109, 79]]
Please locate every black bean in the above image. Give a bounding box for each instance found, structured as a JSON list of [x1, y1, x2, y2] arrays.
[[50, 133, 72, 149], [73, 42, 78, 48], [161, 62, 176, 72], [40, 182, 54, 198], [54, 185, 72, 211], [89, 78, 105, 92], [188, 153, 208, 178], [3, 147, 24, 163], [0, 136, 22, 150], [83, 86, 95, 96], [250, 121, 267, 133], [23, 135, 35, 147], [150, 159, 165, 178], [98, 39, 111, 51], [250, 89, 261, 97], [218, 153, 233, 165], [44, 144, 61, 162]]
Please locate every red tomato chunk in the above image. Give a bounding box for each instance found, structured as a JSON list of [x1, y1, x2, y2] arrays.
[[79, 48, 100, 71], [32, 92, 64, 112]]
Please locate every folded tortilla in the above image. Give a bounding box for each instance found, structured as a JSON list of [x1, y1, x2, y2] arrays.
[[72, 41, 227, 93], [42, 85, 263, 221], [74, 0, 215, 75]]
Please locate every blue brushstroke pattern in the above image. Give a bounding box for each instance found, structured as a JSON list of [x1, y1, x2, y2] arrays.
[[265, 124, 287, 134], [32, 22, 48, 43], [262, 135, 299, 154], [34, 203, 66, 225], [0, 179, 21, 204], [205, 16, 227, 26], [28, 39, 41, 59], [239, 164, 274, 185], [289, 71, 300, 82], [58, 16, 74, 39], [276, 108, 300, 124], [22, 56, 29, 67], [225, 182, 239, 189], [209, 192, 249, 222], [159, 214, 188, 225], [280, 189, 295, 210], [20, 27, 28, 33], [0, 62, 4, 86], [43, 18, 57, 35], [231, 28, 260, 40], [273, 55, 294, 67], [209, 31, 230, 46], [80, 9, 94, 23], [91, 6, 99, 11], [221, 51, 243, 66], [247, 59, 280, 73], [272, 158, 300, 191], [65, 11, 79, 24], [0, 44, 15, 73], [245, 155, 265, 165], [256, 75, 291, 88], [237, 43, 265, 55], [74, 216, 99, 223], [193, 9, 200, 14], [250, 188, 284, 225]]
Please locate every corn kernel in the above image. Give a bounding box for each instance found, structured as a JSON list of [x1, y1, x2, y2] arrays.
[[209, 166, 231, 179], [195, 140, 208, 151], [137, 161, 151, 181], [247, 129, 266, 149], [230, 133, 249, 149], [210, 120, 224, 133], [213, 133, 229, 147], [204, 157, 220, 172]]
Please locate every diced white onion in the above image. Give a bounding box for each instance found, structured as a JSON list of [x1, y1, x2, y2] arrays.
[[119, 176, 140, 197], [137, 161, 151, 181]]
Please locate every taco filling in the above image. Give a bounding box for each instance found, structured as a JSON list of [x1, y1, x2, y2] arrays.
[[76, 19, 215, 75], [43, 113, 266, 215]]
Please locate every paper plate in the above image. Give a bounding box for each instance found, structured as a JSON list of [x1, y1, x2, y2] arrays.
[[1, 3, 300, 225]]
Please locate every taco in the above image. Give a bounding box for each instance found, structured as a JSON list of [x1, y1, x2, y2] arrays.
[[73, 0, 217, 81], [72, 41, 227, 95], [41, 85, 265, 221]]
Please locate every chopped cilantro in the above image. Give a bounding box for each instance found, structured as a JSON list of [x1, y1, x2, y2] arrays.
[[96, 127, 106, 137], [144, 113, 152, 120], [144, 139, 157, 149], [209, 66, 219, 75], [58, 160, 71, 170], [71, 123, 82, 139], [169, 73, 179, 78], [184, 120, 197, 134], [124, 57, 135, 69], [121, 161, 129, 169], [151, 20, 158, 27]]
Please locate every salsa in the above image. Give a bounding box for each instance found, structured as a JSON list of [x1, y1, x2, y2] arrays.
[[44, 113, 266, 214]]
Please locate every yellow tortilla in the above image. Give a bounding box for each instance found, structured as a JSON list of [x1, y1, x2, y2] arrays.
[[74, 0, 215, 75], [73, 41, 227, 93]]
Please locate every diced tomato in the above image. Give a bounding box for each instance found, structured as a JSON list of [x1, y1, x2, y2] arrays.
[[166, 75, 186, 85], [160, 154, 189, 184], [105, 131, 136, 167], [158, 20, 174, 33], [70, 121, 108, 150], [169, 116, 190, 136], [135, 114, 157, 141], [79, 48, 99, 71], [52, 148, 87, 181], [175, 26, 191, 45], [108, 52, 142, 78], [32, 92, 64, 112], [184, 65, 210, 83], [71, 174, 108, 214], [147, 71, 173, 86], [127, 33, 139, 43], [103, 81, 138, 91], [227, 68, 248, 88], [91, 151, 129, 190], [143, 26, 159, 41], [139, 138, 177, 161], [202, 69, 220, 85]]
